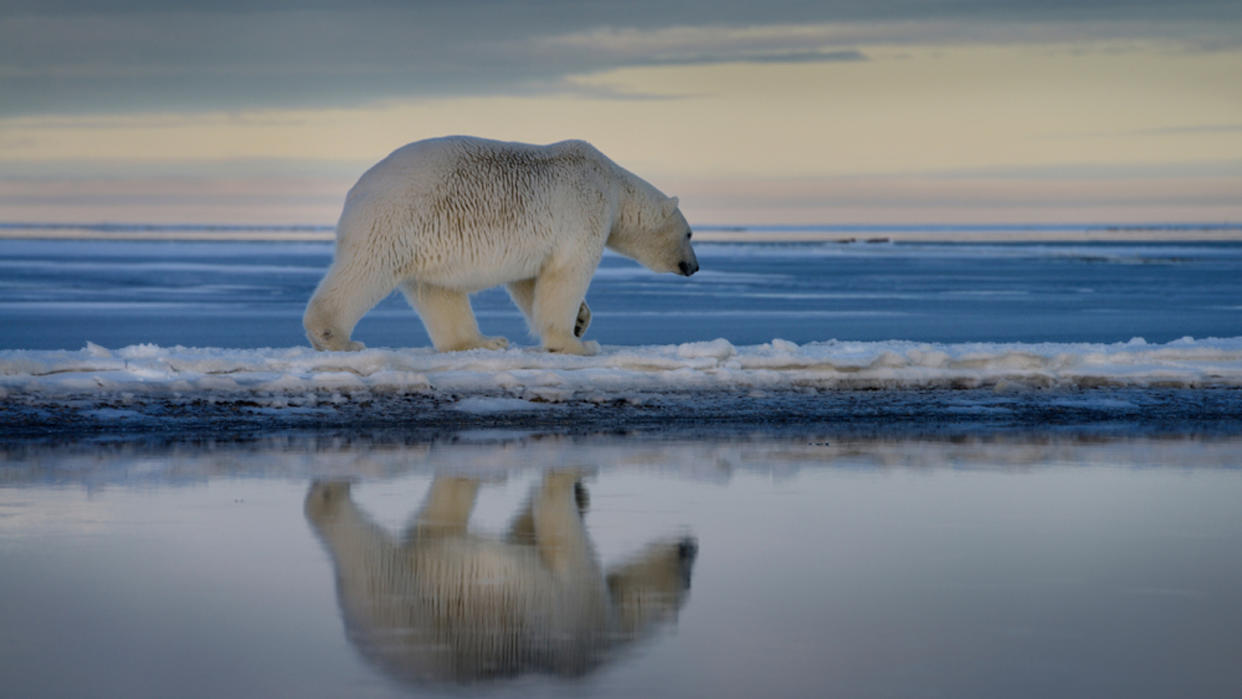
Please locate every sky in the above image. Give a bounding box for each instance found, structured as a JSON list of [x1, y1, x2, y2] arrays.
[[1, 0, 1240, 225]]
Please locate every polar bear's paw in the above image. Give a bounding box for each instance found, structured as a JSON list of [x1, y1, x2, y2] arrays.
[[477, 335, 510, 351], [442, 335, 509, 352], [574, 301, 592, 338], [308, 326, 366, 352], [544, 337, 600, 356]]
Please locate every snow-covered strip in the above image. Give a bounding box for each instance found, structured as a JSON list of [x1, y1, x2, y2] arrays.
[[2, 337, 1241, 406]]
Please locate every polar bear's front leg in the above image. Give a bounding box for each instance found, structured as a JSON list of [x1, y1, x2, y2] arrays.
[[532, 470, 600, 577], [400, 280, 508, 352], [574, 300, 591, 338], [508, 278, 592, 339], [533, 265, 600, 355]]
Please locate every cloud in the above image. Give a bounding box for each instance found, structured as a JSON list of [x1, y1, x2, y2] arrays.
[[535, 24, 870, 67], [656, 50, 867, 66], [1, 2, 1239, 116]]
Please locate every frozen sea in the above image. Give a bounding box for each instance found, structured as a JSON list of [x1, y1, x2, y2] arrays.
[[3, 231, 1242, 350], [3, 226, 1242, 697], [2, 230, 1241, 434]]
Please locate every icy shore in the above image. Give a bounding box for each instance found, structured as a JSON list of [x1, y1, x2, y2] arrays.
[[3, 337, 1242, 437], [4, 336, 1241, 397]]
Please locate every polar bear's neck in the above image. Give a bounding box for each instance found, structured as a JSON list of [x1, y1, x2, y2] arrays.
[[603, 173, 674, 270], [613, 171, 666, 231]]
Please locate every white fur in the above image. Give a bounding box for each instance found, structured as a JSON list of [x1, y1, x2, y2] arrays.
[[304, 473, 696, 682], [304, 136, 698, 355]]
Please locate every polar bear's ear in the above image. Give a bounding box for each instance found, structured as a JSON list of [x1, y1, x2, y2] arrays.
[[662, 196, 680, 218]]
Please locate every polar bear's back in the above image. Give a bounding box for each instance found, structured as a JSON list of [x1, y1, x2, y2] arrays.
[[335, 137, 617, 289]]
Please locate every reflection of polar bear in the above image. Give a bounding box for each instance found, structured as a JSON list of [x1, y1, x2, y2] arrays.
[[303, 136, 699, 355], [305, 472, 697, 683]]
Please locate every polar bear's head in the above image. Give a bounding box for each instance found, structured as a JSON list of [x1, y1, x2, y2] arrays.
[[609, 194, 699, 277], [607, 536, 698, 635]]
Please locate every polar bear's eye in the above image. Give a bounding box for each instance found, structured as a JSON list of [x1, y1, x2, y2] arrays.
[[685, 230, 693, 240]]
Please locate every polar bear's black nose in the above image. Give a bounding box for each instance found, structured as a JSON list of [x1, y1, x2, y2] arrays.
[[677, 537, 698, 561], [678, 260, 698, 276]]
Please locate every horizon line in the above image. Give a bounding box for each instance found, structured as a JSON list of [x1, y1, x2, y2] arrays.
[[2, 221, 1240, 233]]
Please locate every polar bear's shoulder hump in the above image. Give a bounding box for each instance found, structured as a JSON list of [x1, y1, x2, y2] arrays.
[[383, 136, 608, 171]]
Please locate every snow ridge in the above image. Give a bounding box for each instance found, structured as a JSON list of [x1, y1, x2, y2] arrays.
[[3, 337, 1241, 413]]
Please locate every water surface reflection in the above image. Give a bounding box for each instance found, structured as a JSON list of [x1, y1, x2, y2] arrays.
[[305, 473, 696, 684], [2, 433, 1241, 698]]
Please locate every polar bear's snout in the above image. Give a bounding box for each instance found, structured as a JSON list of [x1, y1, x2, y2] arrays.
[[677, 536, 698, 562], [676, 536, 698, 588], [677, 237, 700, 276]]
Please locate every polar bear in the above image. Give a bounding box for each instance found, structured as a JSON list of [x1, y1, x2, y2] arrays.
[[304, 472, 697, 683], [303, 136, 699, 355]]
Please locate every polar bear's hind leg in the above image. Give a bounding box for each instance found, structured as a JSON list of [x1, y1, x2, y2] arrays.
[[304, 258, 398, 351], [505, 278, 538, 335], [400, 280, 509, 352]]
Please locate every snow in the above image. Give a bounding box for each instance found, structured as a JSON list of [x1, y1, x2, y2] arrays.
[[3, 337, 1241, 409]]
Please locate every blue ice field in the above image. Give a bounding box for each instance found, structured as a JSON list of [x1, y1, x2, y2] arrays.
[[2, 236, 1240, 350]]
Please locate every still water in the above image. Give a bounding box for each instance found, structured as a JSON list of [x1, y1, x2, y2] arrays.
[[2, 433, 1241, 698]]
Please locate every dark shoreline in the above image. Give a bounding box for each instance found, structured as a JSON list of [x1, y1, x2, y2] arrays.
[[5, 387, 1242, 448]]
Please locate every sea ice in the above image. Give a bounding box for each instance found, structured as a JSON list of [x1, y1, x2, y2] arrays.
[[3, 337, 1240, 407]]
